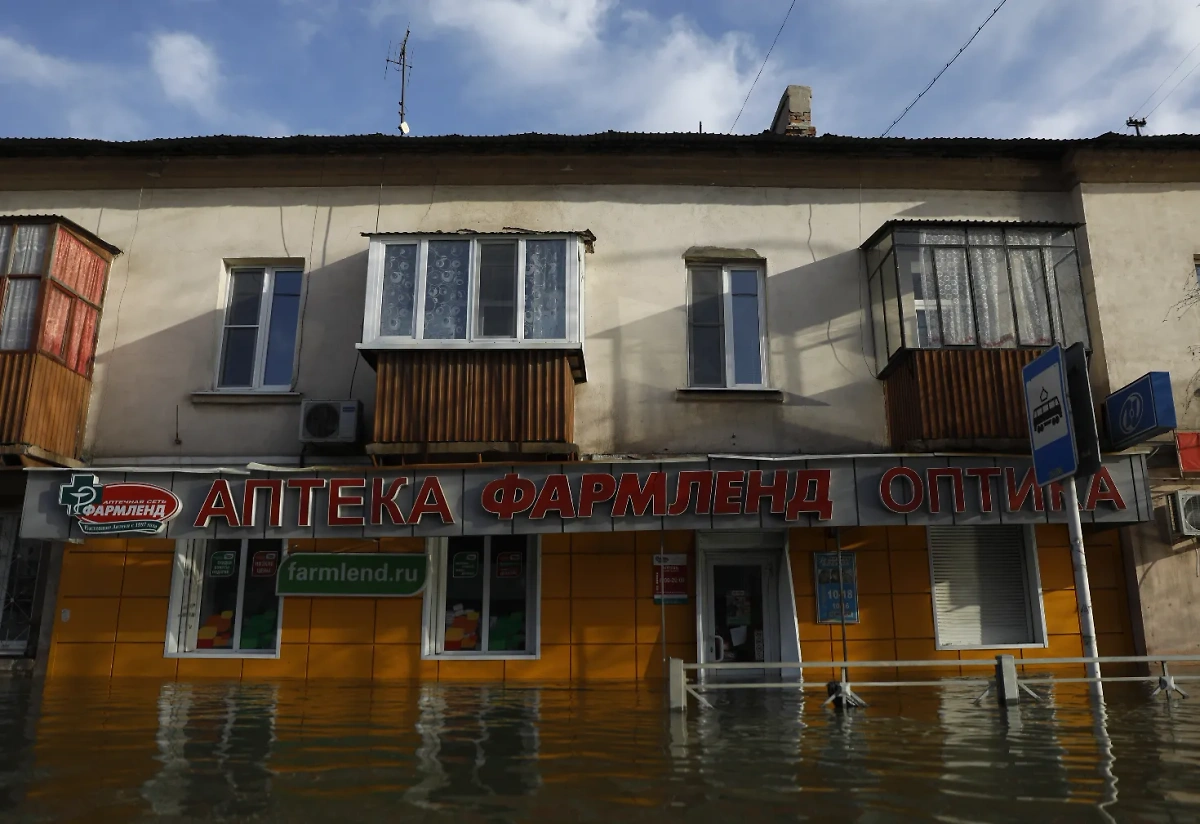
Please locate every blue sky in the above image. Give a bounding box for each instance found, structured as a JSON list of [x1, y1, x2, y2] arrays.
[[3, 0, 1200, 140]]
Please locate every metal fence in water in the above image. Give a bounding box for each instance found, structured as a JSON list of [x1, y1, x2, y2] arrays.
[[668, 655, 1200, 711]]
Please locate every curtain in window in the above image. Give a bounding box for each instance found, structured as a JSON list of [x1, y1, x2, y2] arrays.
[[1008, 249, 1052, 345], [422, 240, 470, 339], [380, 244, 417, 336], [0, 280, 39, 351], [523, 239, 566, 339], [933, 247, 974, 345], [967, 229, 1015, 347], [67, 304, 99, 374], [40, 287, 71, 357], [8, 225, 48, 274]]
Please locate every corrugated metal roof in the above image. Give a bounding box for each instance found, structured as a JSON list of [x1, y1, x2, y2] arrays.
[[0, 131, 1155, 161], [0, 214, 122, 255], [362, 227, 597, 250], [859, 218, 1082, 250]]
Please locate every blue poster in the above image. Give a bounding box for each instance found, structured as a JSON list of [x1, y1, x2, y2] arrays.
[[814, 551, 859, 624]]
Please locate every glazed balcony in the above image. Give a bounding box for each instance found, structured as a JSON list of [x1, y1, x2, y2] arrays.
[[0, 217, 118, 466]]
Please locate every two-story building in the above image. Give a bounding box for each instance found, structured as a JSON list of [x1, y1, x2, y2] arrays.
[[0, 87, 1190, 685]]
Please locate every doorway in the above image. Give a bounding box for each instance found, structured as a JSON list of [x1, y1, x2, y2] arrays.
[[696, 532, 798, 683]]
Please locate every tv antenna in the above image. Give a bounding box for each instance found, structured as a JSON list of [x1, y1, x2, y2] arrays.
[[385, 28, 413, 134]]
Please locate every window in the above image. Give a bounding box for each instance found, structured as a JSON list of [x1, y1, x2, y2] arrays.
[[217, 266, 303, 389], [927, 525, 1046, 649], [165, 539, 284, 657], [0, 222, 107, 377], [362, 234, 583, 346], [687, 264, 767, 388], [865, 224, 1089, 373], [422, 535, 540, 659]]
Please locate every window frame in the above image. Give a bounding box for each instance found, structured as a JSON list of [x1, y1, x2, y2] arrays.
[[685, 262, 770, 389], [361, 234, 584, 349], [926, 525, 1048, 652], [421, 535, 542, 661], [164, 538, 285, 659], [214, 263, 304, 392]]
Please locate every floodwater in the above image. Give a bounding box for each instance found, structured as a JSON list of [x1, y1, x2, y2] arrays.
[[0, 679, 1197, 822]]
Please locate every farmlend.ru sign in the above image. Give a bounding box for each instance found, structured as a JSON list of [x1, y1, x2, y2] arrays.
[[276, 553, 426, 597], [21, 454, 1151, 542]]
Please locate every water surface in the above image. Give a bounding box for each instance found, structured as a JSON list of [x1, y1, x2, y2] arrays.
[[0, 679, 1196, 822]]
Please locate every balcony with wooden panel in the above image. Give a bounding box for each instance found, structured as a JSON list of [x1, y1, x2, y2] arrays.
[[360, 231, 589, 464], [0, 217, 119, 467], [863, 221, 1090, 453]]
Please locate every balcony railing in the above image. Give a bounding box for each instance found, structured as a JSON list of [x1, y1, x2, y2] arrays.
[[883, 348, 1042, 452], [369, 349, 578, 464]]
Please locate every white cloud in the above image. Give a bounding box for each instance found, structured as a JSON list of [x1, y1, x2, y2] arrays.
[[0, 34, 83, 88], [0, 30, 287, 139], [150, 32, 222, 118], [370, 0, 784, 133]]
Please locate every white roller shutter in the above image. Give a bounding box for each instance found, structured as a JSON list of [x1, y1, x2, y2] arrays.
[[928, 525, 1036, 648]]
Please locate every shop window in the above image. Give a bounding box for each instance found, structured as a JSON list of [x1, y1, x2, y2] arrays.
[[165, 539, 284, 658], [217, 265, 303, 390], [361, 234, 585, 346], [422, 535, 540, 659], [865, 223, 1090, 374], [687, 264, 768, 388], [927, 525, 1046, 650]]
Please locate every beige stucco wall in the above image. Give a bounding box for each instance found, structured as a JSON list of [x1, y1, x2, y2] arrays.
[[0, 185, 1073, 461], [1077, 182, 1200, 656]]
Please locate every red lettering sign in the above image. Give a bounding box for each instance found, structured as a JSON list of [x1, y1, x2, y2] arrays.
[[880, 467, 923, 514]]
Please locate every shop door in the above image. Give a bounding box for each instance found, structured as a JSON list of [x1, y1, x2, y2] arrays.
[[701, 551, 780, 682]]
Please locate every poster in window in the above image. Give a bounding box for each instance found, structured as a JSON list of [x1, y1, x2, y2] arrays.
[[208, 550, 237, 578], [452, 551, 480, 579], [725, 590, 751, 627], [251, 550, 279, 577], [495, 550, 523, 579], [814, 551, 859, 624]]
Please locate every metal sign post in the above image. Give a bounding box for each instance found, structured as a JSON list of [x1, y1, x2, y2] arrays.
[[1023, 345, 1101, 698]]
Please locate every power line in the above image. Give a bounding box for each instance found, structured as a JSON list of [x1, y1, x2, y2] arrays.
[[1132, 36, 1200, 117], [880, 0, 1010, 137], [1145, 52, 1200, 120], [729, 0, 797, 133]]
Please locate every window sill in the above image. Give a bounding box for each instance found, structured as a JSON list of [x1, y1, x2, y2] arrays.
[[422, 652, 540, 661], [164, 651, 282, 660], [675, 387, 783, 403], [190, 391, 302, 406]]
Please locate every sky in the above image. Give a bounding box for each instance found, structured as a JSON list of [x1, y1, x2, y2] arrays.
[[3, 0, 1200, 141]]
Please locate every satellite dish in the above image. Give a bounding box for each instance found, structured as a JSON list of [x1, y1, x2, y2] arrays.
[[400, 121, 410, 135]]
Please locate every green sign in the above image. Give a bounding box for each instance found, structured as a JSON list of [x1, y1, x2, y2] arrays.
[[208, 550, 237, 578], [276, 553, 426, 597]]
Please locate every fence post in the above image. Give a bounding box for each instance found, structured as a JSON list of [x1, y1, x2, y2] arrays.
[[995, 654, 1020, 706], [669, 658, 687, 712]]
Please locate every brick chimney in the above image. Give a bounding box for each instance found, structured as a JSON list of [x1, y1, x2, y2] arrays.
[[770, 85, 815, 136]]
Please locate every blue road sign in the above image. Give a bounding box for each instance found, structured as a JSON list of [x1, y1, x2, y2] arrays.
[[1023, 345, 1078, 486], [1104, 372, 1176, 451]]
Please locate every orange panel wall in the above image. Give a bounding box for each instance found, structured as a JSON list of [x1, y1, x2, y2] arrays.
[[46, 525, 1128, 684], [788, 524, 1135, 681]]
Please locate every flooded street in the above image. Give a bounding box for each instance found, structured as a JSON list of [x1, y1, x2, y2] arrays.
[[0, 681, 1196, 822]]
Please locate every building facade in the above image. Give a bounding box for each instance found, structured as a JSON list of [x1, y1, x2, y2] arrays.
[[0, 91, 1190, 684]]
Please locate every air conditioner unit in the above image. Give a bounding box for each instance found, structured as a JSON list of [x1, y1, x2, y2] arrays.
[[299, 400, 360, 444], [1174, 490, 1200, 536]]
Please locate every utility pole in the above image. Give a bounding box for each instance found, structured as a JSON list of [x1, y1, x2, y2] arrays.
[[1126, 116, 1147, 136], [385, 29, 413, 134]]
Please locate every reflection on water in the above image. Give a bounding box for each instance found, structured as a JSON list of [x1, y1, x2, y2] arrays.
[[0, 679, 1197, 821]]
